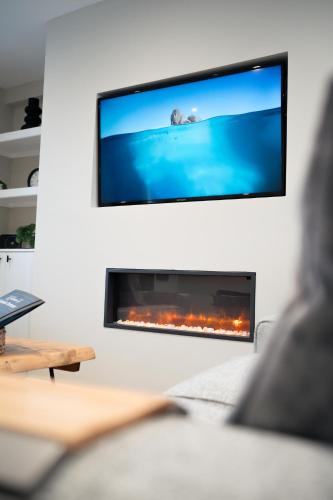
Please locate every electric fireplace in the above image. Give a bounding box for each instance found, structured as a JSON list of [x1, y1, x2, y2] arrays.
[[104, 269, 255, 342]]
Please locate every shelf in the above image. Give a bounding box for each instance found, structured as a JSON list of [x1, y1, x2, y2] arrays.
[[0, 187, 38, 208], [0, 249, 34, 253], [0, 127, 41, 158]]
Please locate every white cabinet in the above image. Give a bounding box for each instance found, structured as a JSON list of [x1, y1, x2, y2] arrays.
[[0, 250, 34, 337]]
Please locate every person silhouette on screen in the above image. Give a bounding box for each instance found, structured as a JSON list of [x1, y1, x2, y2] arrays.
[[171, 109, 186, 125], [171, 108, 199, 125]]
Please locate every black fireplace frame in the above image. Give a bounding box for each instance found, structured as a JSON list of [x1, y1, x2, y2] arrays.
[[104, 269, 256, 342]]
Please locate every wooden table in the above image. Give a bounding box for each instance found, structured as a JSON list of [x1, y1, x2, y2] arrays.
[[0, 336, 95, 379], [0, 374, 170, 448]]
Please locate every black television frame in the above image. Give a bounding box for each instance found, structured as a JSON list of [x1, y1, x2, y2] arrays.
[[97, 52, 288, 207]]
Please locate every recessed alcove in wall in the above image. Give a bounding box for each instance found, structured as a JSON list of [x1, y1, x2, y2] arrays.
[[105, 269, 256, 342]]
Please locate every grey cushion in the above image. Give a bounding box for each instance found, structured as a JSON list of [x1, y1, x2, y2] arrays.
[[22, 415, 333, 500], [0, 430, 65, 497], [167, 354, 258, 408], [230, 82, 333, 445], [165, 319, 274, 423], [168, 397, 231, 423]]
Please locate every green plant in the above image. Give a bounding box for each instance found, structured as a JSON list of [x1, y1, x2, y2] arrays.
[[16, 223, 36, 248], [0, 180, 7, 189]]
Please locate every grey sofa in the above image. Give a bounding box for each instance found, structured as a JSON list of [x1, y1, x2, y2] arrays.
[[1, 317, 333, 500], [166, 316, 277, 423]]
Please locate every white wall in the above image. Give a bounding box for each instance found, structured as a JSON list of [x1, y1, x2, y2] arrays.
[[0, 88, 10, 133], [31, 0, 333, 390]]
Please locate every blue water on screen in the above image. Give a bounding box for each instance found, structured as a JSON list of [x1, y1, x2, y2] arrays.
[[100, 107, 282, 204]]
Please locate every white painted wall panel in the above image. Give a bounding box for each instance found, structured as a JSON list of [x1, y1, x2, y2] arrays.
[[31, 0, 333, 390]]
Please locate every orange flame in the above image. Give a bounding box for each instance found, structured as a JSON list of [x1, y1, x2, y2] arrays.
[[125, 308, 249, 332]]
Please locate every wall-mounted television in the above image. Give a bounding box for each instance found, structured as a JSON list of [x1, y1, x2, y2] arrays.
[[97, 53, 287, 207]]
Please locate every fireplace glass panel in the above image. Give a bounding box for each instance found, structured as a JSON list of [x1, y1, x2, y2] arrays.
[[105, 270, 255, 341]]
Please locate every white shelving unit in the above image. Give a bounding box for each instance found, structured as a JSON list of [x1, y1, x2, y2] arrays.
[[0, 82, 42, 339], [0, 127, 41, 158], [0, 186, 38, 208], [0, 85, 42, 253]]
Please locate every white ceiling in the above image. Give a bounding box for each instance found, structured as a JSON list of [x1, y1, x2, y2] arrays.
[[0, 0, 103, 89]]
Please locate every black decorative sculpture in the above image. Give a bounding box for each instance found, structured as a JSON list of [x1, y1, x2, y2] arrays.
[[21, 98, 42, 129]]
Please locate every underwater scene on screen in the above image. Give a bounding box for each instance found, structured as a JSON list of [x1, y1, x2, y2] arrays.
[[99, 65, 283, 204]]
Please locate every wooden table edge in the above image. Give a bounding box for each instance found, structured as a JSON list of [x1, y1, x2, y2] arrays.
[[0, 337, 96, 374]]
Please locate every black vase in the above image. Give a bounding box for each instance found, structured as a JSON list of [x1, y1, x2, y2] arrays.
[[21, 98, 42, 129]]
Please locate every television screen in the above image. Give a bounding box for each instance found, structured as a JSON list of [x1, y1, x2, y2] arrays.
[[98, 54, 287, 206]]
